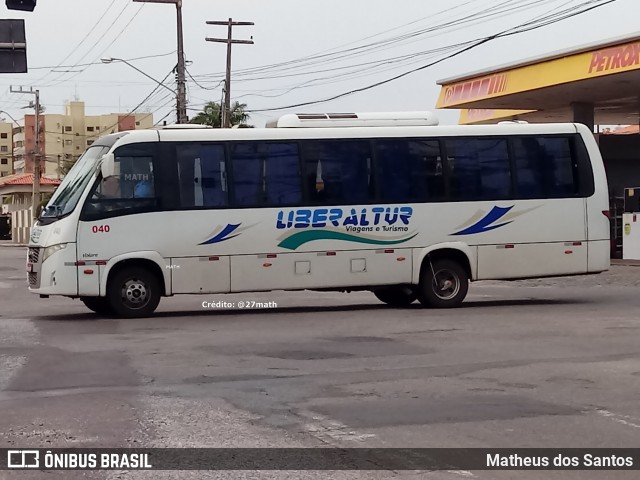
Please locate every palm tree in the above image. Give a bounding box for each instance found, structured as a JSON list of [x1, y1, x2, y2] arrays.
[[190, 101, 250, 128]]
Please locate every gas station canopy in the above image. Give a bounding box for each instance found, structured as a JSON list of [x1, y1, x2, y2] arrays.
[[436, 32, 640, 126]]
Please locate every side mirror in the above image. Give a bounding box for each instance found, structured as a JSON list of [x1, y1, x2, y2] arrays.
[[100, 153, 115, 178]]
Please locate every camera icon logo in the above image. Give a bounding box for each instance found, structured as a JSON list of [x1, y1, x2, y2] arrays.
[[7, 450, 40, 469]]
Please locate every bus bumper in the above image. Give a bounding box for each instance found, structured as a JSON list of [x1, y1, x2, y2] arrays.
[[27, 243, 78, 296]]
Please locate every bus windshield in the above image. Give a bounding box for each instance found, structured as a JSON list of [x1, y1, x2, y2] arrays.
[[40, 146, 110, 222]]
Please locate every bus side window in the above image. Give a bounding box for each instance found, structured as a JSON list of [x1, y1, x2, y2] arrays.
[[231, 143, 263, 206], [447, 138, 510, 201], [374, 139, 443, 203], [82, 143, 158, 219], [304, 140, 372, 205], [446, 139, 482, 201], [264, 143, 302, 206], [538, 137, 577, 196], [513, 137, 546, 198], [176, 143, 228, 208], [230, 142, 302, 207], [513, 136, 577, 199]]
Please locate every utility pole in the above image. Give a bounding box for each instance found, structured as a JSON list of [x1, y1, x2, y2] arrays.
[[206, 19, 254, 128], [10, 86, 41, 220], [133, 0, 188, 123]]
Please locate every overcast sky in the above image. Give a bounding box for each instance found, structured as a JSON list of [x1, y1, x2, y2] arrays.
[[0, 0, 637, 127]]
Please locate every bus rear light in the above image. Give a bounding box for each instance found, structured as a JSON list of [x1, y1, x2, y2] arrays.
[[75, 261, 86, 266], [572, 241, 582, 246], [564, 250, 573, 255], [96, 261, 107, 266], [326, 251, 336, 256], [266, 254, 277, 258], [504, 244, 515, 249], [263, 262, 272, 267], [83, 269, 94, 274], [208, 256, 219, 261], [602, 210, 611, 219], [397, 257, 406, 262], [384, 249, 394, 253]]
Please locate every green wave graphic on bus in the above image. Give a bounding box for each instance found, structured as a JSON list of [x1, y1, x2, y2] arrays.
[[278, 230, 418, 250]]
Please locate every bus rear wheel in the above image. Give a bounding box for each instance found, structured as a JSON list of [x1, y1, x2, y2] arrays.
[[418, 259, 469, 308], [373, 285, 418, 307], [107, 266, 161, 318], [80, 296, 112, 315]]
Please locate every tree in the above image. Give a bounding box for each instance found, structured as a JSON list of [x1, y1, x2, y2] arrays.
[[190, 101, 250, 128]]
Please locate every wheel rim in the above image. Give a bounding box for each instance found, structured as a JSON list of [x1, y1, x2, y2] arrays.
[[432, 268, 460, 300], [121, 278, 150, 310]]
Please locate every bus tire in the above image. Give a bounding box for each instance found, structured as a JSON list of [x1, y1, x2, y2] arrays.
[[373, 285, 417, 307], [80, 296, 113, 315], [107, 266, 161, 318], [418, 258, 469, 308]]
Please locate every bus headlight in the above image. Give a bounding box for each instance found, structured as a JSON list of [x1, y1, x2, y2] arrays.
[[42, 243, 68, 263]]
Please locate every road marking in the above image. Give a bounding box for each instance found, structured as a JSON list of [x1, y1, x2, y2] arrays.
[[0, 355, 27, 390], [298, 411, 476, 477], [446, 470, 476, 478], [0, 319, 39, 391], [302, 413, 376, 443], [593, 409, 640, 429]]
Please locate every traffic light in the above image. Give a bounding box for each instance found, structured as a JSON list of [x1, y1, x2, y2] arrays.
[[5, 0, 36, 11]]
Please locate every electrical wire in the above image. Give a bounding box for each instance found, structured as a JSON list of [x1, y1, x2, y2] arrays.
[[38, 1, 136, 87], [244, 0, 618, 113], [45, 3, 148, 89], [191, 0, 559, 82], [26, 51, 177, 72], [25, 0, 121, 86], [38, 70, 176, 137]]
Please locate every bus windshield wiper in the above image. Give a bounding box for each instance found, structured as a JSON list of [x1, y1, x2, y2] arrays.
[[42, 204, 63, 218]]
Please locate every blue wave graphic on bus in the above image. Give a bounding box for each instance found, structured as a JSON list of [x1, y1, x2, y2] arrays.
[[199, 224, 242, 245], [451, 206, 514, 236]]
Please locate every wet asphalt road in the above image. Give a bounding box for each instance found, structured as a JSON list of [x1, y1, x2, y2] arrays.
[[1, 246, 639, 479]]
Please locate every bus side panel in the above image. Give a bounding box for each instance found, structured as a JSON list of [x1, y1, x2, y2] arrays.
[[577, 124, 610, 272], [229, 249, 413, 292], [474, 199, 587, 280], [171, 256, 231, 294], [477, 242, 587, 279]]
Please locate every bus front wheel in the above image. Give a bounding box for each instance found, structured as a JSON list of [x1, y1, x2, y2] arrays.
[[107, 266, 161, 318], [373, 285, 417, 307], [418, 259, 469, 308], [80, 296, 112, 315]]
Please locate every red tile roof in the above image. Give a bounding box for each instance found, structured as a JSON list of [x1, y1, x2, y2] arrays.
[[0, 174, 62, 186]]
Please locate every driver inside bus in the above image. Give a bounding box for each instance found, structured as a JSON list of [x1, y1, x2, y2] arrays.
[[100, 175, 121, 198]]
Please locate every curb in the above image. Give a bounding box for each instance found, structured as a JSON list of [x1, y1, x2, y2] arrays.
[[611, 259, 640, 267]]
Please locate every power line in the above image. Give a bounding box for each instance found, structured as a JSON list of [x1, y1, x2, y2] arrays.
[[37, 1, 134, 87], [45, 2, 146, 88], [185, 68, 224, 91], [246, 0, 617, 113], [25, 51, 176, 72], [25, 0, 121, 86], [35, 72, 176, 138], [190, 0, 558, 82]]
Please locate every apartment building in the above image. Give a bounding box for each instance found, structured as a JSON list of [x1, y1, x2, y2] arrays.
[[0, 122, 12, 177], [13, 100, 154, 178]]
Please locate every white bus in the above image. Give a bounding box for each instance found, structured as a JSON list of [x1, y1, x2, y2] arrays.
[[27, 113, 610, 317]]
